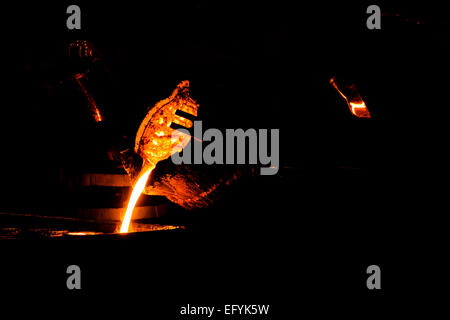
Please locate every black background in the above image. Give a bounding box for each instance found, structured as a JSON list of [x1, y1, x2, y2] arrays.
[[1, 1, 448, 317]]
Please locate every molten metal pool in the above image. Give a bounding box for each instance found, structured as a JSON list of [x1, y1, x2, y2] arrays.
[[0, 212, 184, 240]]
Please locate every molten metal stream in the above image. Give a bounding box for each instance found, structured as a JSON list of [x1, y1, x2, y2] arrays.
[[119, 168, 153, 233]]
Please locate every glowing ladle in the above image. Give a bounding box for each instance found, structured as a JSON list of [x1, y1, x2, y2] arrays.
[[120, 81, 198, 233]]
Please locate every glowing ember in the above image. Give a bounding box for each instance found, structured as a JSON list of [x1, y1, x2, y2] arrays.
[[330, 77, 371, 118], [119, 167, 154, 233]]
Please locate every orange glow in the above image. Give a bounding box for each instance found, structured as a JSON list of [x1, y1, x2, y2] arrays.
[[135, 80, 199, 166], [119, 81, 198, 233], [120, 167, 154, 233], [67, 231, 103, 236], [349, 101, 370, 118], [330, 77, 371, 118], [74, 75, 103, 122]]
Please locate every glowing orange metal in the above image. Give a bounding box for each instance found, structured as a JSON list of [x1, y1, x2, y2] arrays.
[[119, 81, 199, 233], [135, 80, 199, 166], [330, 77, 371, 118], [120, 168, 153, 234], [74, 73, 103, 122], [67, 231, 103, 236]]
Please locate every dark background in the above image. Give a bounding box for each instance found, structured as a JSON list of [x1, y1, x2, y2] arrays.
[[0, 1, 448, 316]]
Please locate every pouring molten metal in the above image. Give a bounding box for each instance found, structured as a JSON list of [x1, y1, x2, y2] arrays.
[[120, 81, 199, 233], [119, 169, 153, 233]]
